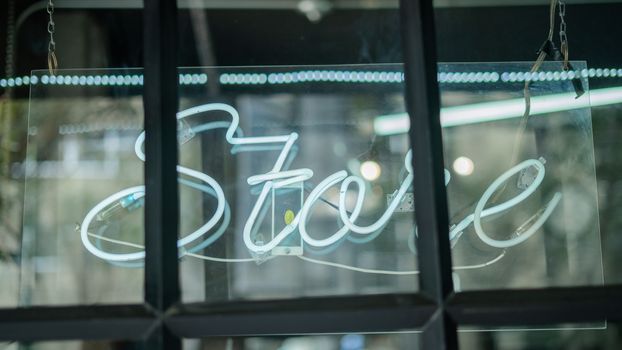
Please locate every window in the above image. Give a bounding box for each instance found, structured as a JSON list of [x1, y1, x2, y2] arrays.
[[1, 0, 621, 349]]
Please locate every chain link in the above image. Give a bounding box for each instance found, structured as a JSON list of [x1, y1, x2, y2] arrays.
[[47, 0, 57, 75], [558, 0, 569, 69]]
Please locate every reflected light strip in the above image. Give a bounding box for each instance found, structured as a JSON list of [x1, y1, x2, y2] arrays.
[[374, 86, 622, 134]]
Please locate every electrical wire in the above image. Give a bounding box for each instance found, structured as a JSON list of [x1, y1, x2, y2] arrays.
[[297, 255, 419, 275], [87, 231, 143, 249], [296, 250, 507, 275], [184, 252, 257, 263], [86, 231, 507, 275], [492, 0, 561, 204]]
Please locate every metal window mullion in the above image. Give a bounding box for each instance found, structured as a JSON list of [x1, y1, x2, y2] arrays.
[[166, 294, 436, 337], [0, 305, 155, 342], [143, 0, 181, 348], [448, 285, 622, 326], [399, 0, 457, 349]]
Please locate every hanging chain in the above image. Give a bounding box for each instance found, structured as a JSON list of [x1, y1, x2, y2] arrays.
[[47, 0, 58, 75], [558, 0, 569, 69]]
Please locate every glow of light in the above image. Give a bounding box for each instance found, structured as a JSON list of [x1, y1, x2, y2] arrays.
[[2, 67, 622, 91], [448, 159, 558, 241], [373, 114, 410, 136], [373, 86, 622, 135], [340, 154, 413, 235], [453, 156, 474, 176], [80, 103, 556, 262], [473, 160, 562, 248], [360, 160, 382, 181]]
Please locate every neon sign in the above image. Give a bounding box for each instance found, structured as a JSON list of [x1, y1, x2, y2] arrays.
[[79, 103, 562, 271]]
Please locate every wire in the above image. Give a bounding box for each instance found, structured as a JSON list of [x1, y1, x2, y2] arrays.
[[296, 250, 507, 275], [297, 255, 419, 275], [184, 252, 257, 263], [491, 0, 559, 204], [454, 250, 507, 271], [87, 232, 143, 249], [87, 228, 507, 274]]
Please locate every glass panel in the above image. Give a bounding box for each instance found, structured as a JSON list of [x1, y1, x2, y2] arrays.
[[184, 333, 420, 350], [458, 324, 622, 349], [175, 61, 606, 301], [432, 1, 622, 289], [0, 2, 143, 307], [592, 91, 622, 286], [22, 69, 144, 305], [177, 65, 418, 302], [440, 62, 603, 290], [24, 65, 419, 304], [0, 86, 22, 307]]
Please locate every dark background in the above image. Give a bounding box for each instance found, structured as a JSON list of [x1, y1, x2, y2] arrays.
[[1, 2, 621, 80]]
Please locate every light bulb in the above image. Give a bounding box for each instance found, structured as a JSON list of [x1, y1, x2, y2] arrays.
[[360, 160, 381, 181], [453, 156, 474, 176]]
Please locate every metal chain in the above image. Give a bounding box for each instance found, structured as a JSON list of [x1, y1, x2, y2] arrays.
[[47, 0, 58, 75], [5, 0, 15, 82], [558, 0, 569, 69]]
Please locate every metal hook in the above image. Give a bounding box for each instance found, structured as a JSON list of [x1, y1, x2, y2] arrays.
[[47, 51, 58, 76]]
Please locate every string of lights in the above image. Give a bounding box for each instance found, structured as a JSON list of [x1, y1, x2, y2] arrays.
[[1, 67, 621, 89]]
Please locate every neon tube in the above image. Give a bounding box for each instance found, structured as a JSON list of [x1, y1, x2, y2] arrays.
[[298, 171, 365, 247], [448, 159, 552, 240], [373, 86, 622, 135], [80, 186, 146, 261], [338, 152, 414, 235], [472, 159, 561, 248], [81, 103, 558, 261]]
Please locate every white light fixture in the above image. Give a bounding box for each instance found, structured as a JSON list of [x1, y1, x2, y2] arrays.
[[374, 86, 622, 135]]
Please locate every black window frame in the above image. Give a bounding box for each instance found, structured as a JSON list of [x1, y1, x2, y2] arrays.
[[1, 0, 621, 349]]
